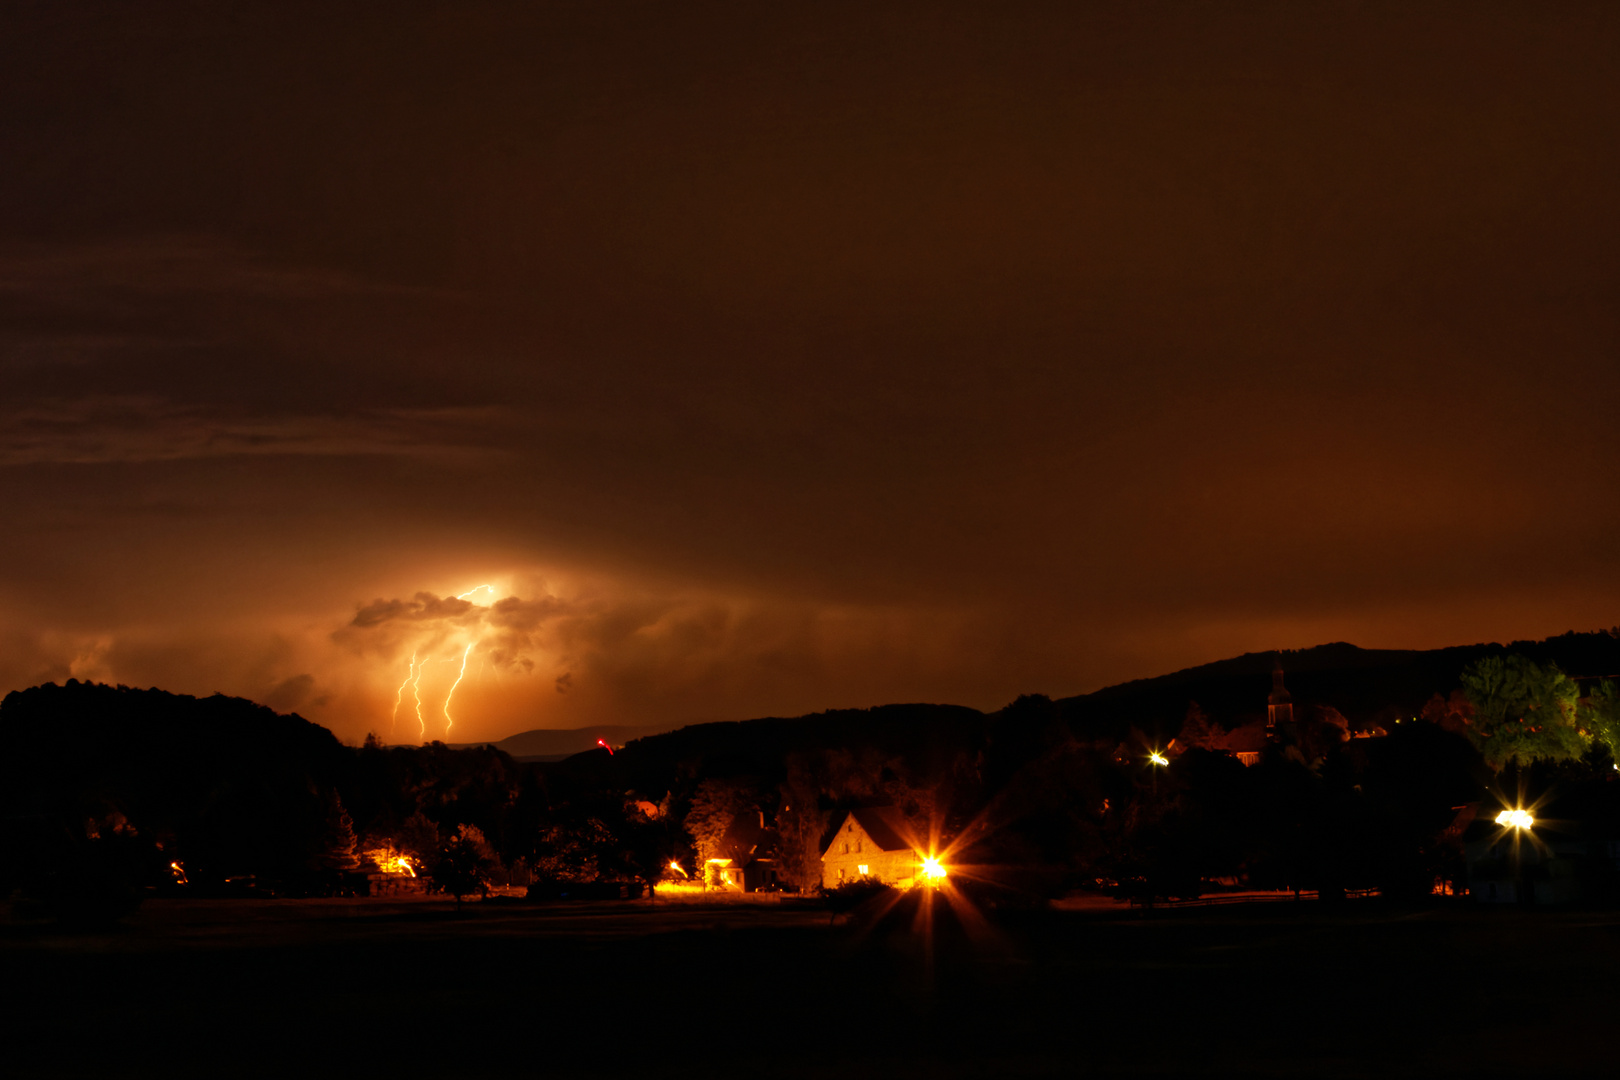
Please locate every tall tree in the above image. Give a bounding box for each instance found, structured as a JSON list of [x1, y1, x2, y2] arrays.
[[682, 778, 758, 864], [1580, 679, 1620, 766], [314, 791, 360, 872], [1458, 655, 1587, 771], [777, 754, 833, 892], [615, 796, 682, 900], [426, 824, 496, 910]]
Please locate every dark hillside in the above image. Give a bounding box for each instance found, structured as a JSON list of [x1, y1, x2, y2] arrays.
[[541, 702, 988, 795], [463, 723, 673, 761], [0, 680, 352, 888], [1056, 631, 1620, 743]]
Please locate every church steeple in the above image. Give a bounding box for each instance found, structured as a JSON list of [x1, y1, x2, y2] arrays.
[[1266, 657, 1293, 735]]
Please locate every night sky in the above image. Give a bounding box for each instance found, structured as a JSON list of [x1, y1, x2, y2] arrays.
[[4, 2, 1619, 743]]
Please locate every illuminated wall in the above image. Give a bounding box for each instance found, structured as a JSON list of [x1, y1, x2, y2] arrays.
[[820, 813, 917, 889]]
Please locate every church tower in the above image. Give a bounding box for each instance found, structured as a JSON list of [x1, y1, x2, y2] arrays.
[[1266, 657, 1293, 735]]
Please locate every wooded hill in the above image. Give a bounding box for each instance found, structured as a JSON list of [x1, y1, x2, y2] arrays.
[[1053, 631, 1620, 745], [531, 631, 1620, 791]]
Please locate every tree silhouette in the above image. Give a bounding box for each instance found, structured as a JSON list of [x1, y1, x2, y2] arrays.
[[683, 778, 757, 864], [1580, 679, 1620, 766], [315, 791, 360, 872], [396, 811, 443, 866], [616, 796, 682, 899], [1459, 655, 1587, 771], [427, 824, 496, 910]]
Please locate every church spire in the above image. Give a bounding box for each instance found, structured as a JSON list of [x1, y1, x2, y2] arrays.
[[1266, 656, 1293, 734]]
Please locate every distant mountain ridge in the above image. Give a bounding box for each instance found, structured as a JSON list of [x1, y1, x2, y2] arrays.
[[436, 631, 1620, 762], [451, 724, 675, 761], [1054, 631, 1620, 743]]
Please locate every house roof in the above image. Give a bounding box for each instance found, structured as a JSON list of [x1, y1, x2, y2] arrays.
[[719, 811, 781, 864], [1222, 720, 1269, 753], [825, 806, 913, 855]]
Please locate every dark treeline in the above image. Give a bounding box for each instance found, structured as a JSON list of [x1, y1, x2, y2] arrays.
[[7, 631, 1620, 921], [1057, 633, 1620, 744]]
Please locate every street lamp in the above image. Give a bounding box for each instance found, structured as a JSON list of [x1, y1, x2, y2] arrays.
[[1494, 807, 1535, 906], [1495, 808, 1534, 830], [1148, 751, 1169, 767]]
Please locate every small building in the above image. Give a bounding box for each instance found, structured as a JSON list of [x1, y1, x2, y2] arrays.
[[706, 811, 785, 892], [705, 857, 783, 892], [1462, 815, 1615, 906], [1222, 721, 1268, 767], [821, 807, 921, 889]]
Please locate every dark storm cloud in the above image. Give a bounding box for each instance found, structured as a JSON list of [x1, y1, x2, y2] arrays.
[[4, 1, 1620, 738], [350, 593, 479, 629], [0, 395, 507, 466]]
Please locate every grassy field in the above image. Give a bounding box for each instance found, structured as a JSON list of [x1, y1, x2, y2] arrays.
[[3, 891, 1618, 1077]]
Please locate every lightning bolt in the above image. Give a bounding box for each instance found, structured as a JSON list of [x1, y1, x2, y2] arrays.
[[387, 586, 497, 744], [390, 650, 419, 740], [443, 642, 473, 739], [412, 652, 427, 742]]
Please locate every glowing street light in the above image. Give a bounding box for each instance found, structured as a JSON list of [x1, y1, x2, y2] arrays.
[[1148, 751, 1169, 767], [920, 854, 948, 884], [1495, 808, 1534, 830]]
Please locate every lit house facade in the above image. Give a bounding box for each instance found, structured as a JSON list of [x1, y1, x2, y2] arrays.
[[821, 807, 920, 889]]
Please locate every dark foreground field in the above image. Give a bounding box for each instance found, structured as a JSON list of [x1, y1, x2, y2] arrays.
[[4, 892, 1618, 1078]]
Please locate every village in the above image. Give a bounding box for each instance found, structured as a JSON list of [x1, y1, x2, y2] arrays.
[[260, 650, 1620, 916]]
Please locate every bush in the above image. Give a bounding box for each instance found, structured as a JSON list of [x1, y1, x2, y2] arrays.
[[819, 875, 895, 916]]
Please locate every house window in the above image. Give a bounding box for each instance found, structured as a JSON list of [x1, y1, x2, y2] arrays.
[[843, 842, 849, 854], [858, 864, 869, 876], [856, 840, 862, 853], [838, 868, 845, 880]]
